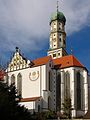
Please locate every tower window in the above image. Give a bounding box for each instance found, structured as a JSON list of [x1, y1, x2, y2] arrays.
[[11, 74, 15, 85], [17, 73, 22, 97], [64, 40, 65, 44], [59, 38, 61, 42], [58, 53, 60, 56], [53, 54, 56, 57], [54, 34, 55, 36], [59, 28, 61, 30]]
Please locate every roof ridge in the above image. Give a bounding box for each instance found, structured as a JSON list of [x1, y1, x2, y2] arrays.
[[53, 55, 84, 69]]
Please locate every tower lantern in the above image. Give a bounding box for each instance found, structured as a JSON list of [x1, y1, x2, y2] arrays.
[[47, 3, 67, 59]]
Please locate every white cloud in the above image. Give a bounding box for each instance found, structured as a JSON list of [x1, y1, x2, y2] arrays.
[[0, 0, 90, 54]]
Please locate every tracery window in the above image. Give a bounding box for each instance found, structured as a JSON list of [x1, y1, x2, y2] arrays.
[[11, 74, 15, 85], [56, 71, 61, 110], [48, 96, 51, 110], [76, 72, 81, 110], [64, 71, 70, 98], [17, 73, 22, 97], [49, 71, 52, 91]]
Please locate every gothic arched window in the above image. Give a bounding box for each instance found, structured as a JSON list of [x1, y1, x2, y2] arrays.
[[11, 74, 15, 85], [49, 71, 52, 91], [48, 96, 51, 110], [17, 73, 22, 97], [64, 71, 70, 98], [76, 72, 81, 110], [56, 71, 61, 111]]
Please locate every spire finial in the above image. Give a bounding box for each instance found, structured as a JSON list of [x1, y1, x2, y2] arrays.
[[57, 1, 59, 12], [16, 47, 19, 52]]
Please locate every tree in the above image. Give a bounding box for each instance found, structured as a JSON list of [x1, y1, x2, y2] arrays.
[[62, 96, 72, 119], [0, 82, 33, 120]]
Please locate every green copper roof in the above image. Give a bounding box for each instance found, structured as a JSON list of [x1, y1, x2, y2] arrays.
[[50, 11, 66, 24]]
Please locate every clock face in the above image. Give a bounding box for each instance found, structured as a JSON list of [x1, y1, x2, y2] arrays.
[[29, 71, 39, 81]]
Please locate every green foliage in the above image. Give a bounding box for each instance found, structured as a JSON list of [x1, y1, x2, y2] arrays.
[[0, 82, 32, 120], [31, 110, 57, 120], [62, 96, 72, 119]]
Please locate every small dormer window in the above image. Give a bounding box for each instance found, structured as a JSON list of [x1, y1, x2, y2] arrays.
[[53, 54, 56, 58]]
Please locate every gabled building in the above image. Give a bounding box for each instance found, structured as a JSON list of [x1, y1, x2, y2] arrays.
[[5, 6, 89, 118]]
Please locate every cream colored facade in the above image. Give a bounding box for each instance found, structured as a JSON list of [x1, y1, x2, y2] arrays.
[[5, 8, 89, 118]]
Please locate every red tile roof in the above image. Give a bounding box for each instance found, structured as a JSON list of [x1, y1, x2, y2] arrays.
[[53, 55, 84, 69], [32, 56, 51, 67], [20, 96, 41, 102], [31, 55, 85, 69], [0, 70, 5, 80]]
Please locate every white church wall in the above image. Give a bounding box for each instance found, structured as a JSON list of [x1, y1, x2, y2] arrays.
[[47, 61, 56, 111], [83, 70, 88, 113], [7, 65, 45, 98], [60, 67, 88, 117], [88, 75, 90, 110], [22, 66, 41, 98], [41, 65, 47, 93], [7, 62, 54, 112]]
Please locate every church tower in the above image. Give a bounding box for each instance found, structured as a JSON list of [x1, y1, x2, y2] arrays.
[[47, 3, 67, 59]]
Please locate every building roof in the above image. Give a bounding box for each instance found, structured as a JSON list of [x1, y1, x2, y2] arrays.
[[32, 56, 51, 67], [0, 70, 5, 80], [53, 55, 84, 69], [20, 96, 41, 102], [50, 11, 66, 25], [31, 55, 85, 69]]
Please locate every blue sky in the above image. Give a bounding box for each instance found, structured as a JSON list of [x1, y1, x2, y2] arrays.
[[0, 0, 90, 72]]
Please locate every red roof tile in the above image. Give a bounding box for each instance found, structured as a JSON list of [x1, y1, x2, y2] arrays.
[[0, 70, 5, 80], [53, 55, 84, 69], [31, 55, 84, 69], [20, 96, 41, 102], [32, 56, 51, 67]]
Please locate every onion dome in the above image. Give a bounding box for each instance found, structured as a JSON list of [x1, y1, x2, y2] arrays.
[[50, 11, 66, 25]]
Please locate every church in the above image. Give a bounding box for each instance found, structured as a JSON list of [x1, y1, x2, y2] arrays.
[[5, 6, 89, 118]]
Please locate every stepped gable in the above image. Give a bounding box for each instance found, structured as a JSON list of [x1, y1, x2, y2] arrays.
[[53, 55, 85, 69]]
